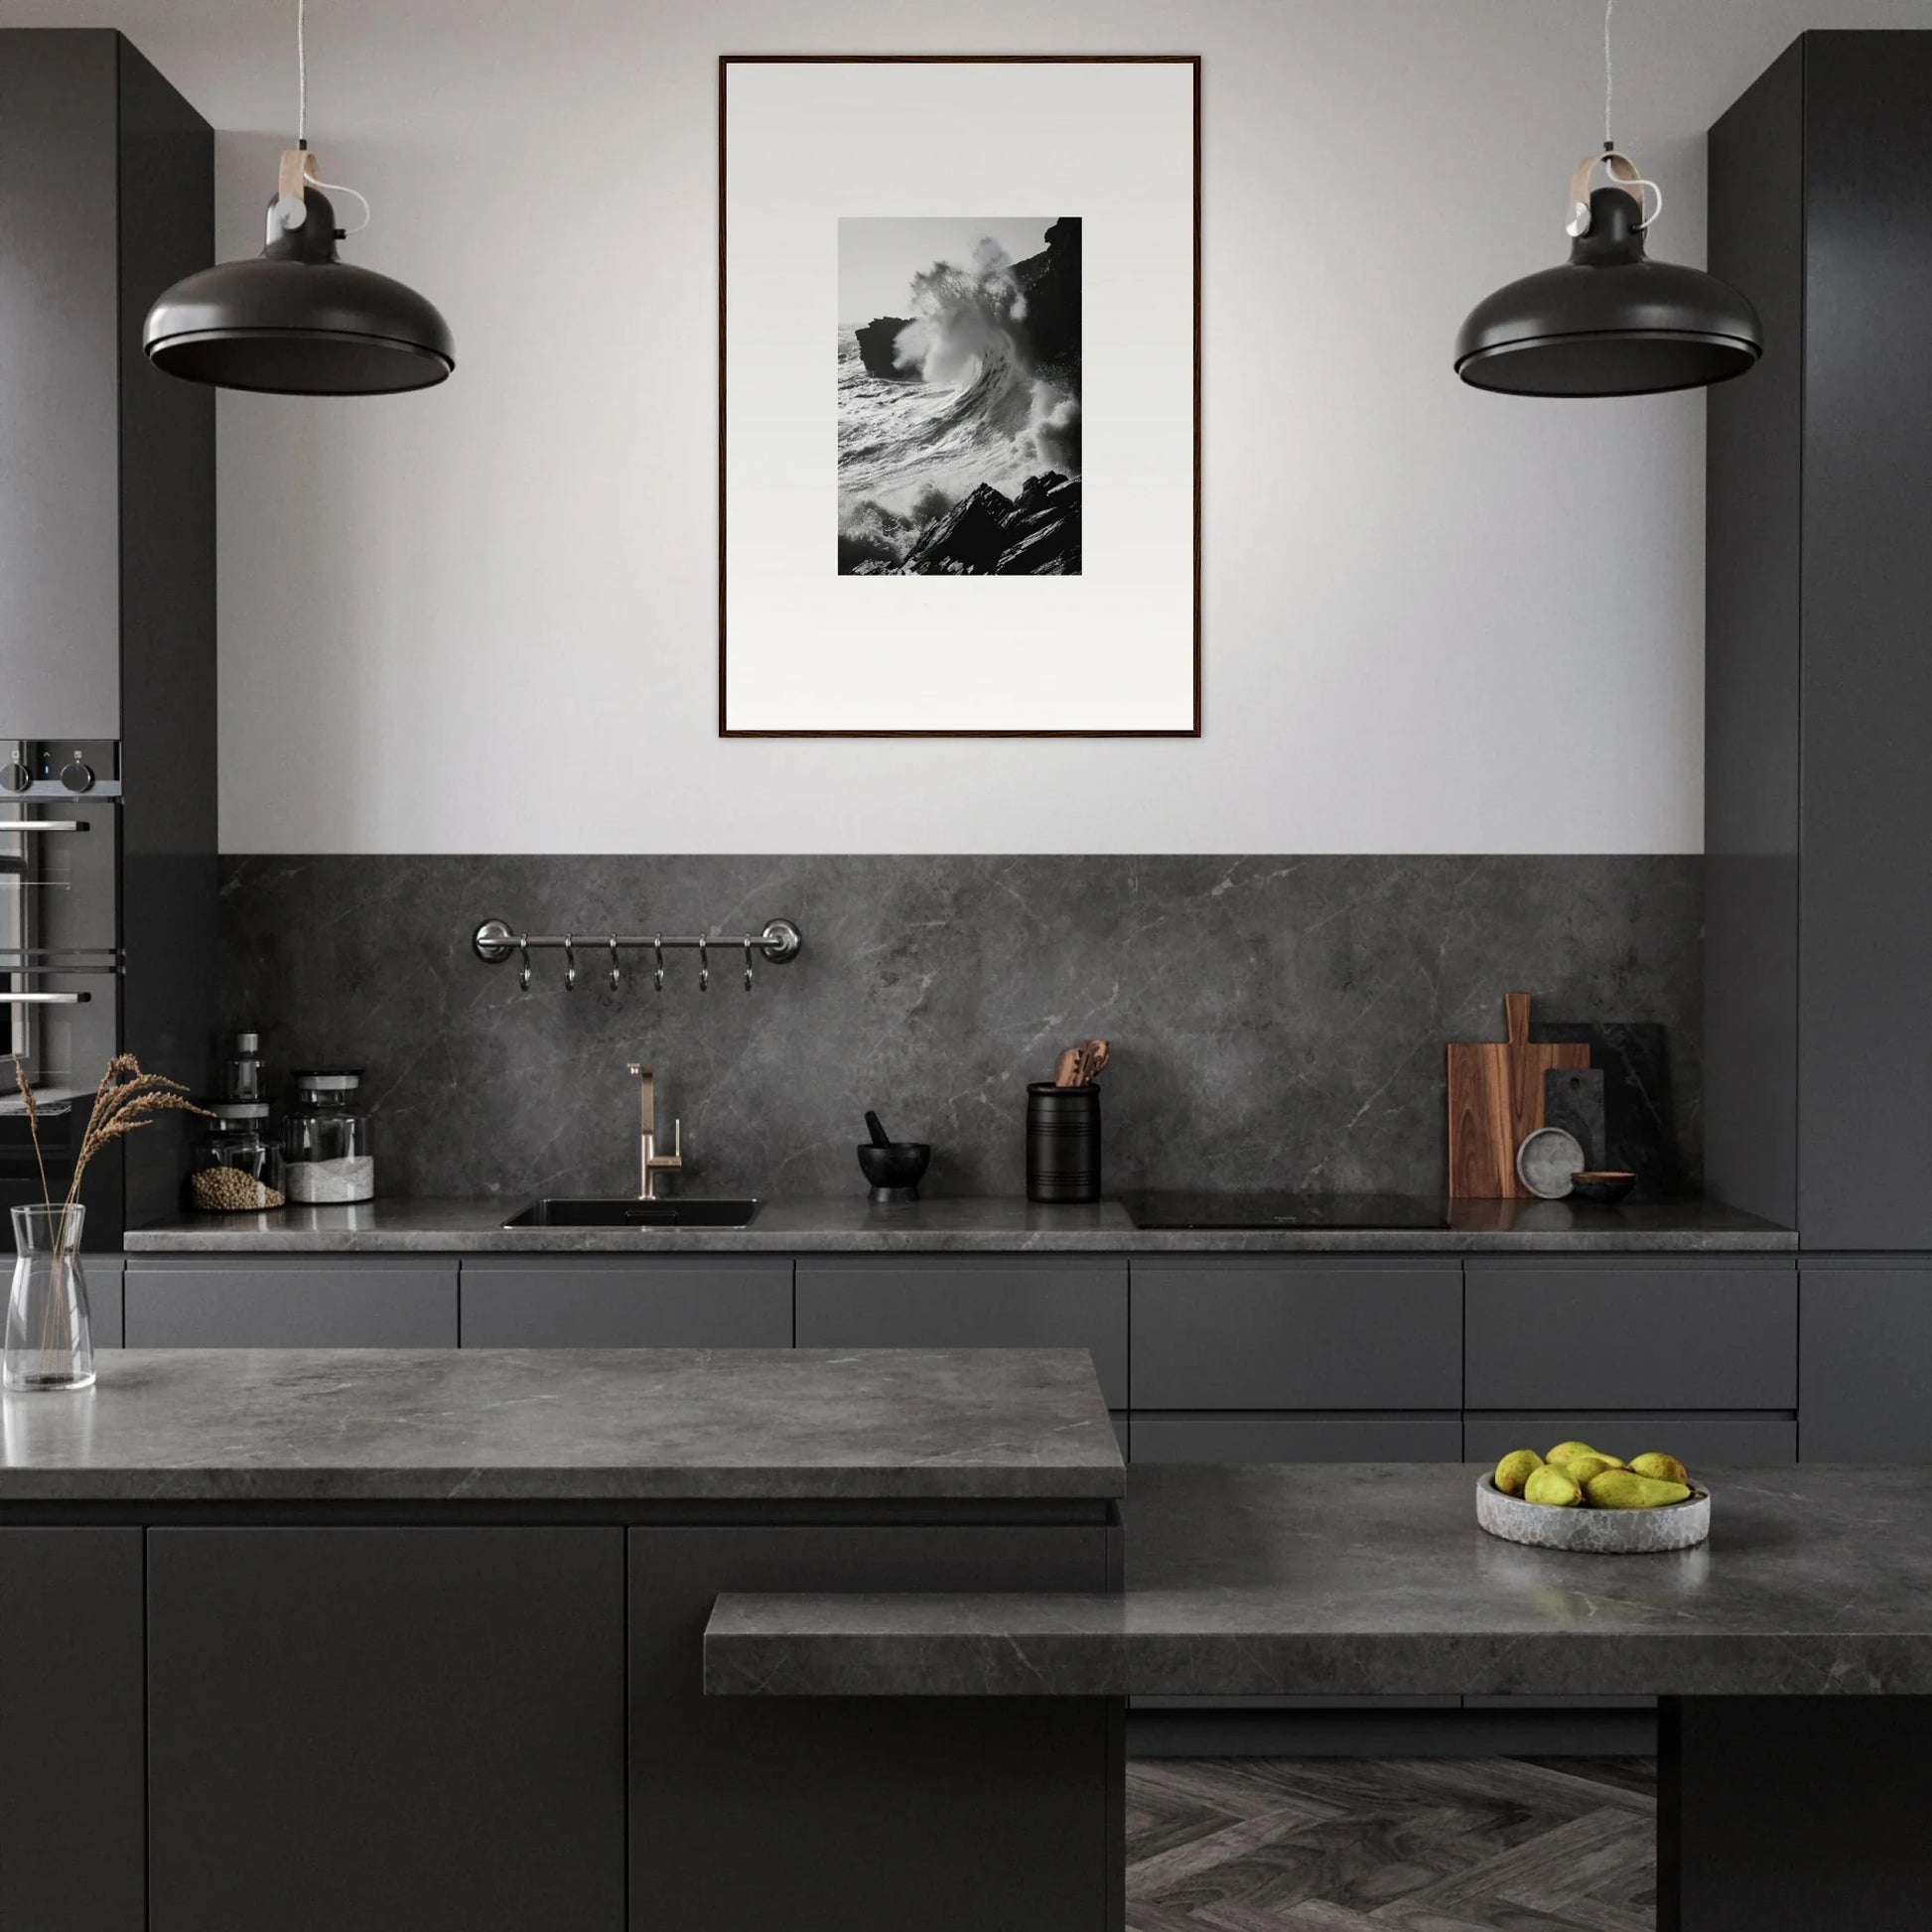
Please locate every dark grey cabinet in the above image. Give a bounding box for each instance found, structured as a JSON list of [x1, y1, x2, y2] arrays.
[[1800, 1262, 1932, 1459], [1131, 1259, 1461, 1411], [1463, 1413, 1797, 1467], [0, 1529, 144, 1931], [1464, 1260, 1795, 1411], [795, 1257, 1128, 1408], [85, 1254, 123, 1347], [628, 1522, 1115, 1932], [125, 1257, 458, 1346], [1708, 33, 1932, 1250], [147, 1527, 626, 1932], [1132, 1414, 1461, 1462], [461, 1257, 792, 1347]]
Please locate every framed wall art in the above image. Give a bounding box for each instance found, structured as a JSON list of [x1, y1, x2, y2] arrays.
[[719, 55, 1200, 737]]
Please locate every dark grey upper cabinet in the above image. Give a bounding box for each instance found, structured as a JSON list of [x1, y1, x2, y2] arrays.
[[0, 31, 211, 738], [1708, 33, 1932, 1249], [1131, 1259, 1461, 1412]]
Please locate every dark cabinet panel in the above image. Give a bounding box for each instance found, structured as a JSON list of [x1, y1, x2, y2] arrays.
[[125, 1257, 458, 1346], [1798, 36, 1932, 1249], [0, 30, 120, 734], [1463, 1413, 1796, 1466], [795, 1257, 1127, 1408], [1131, 1258, 1461, 1411], [461, 1256, 791, 1347], [1800, 1264, 1932, 1459], [0, 1528, 144, 1931], [84, 1254, 123, 1347], [1132, 1414, 1461, 1463], [148, 1527, 625, 1932], [1464, 1260, 1795, 1411], [629, 1522, 1115, 1932]]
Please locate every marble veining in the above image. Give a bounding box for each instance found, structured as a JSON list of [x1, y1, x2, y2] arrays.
[[0, 1348, 1123, 1502], [123, 1192, 1793, 1253], [705, 1461, 1932, 1698], [217, 855, 1704, 1203]]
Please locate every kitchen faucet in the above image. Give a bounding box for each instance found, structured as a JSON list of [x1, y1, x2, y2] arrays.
[[624, 1063, 684, 1199]]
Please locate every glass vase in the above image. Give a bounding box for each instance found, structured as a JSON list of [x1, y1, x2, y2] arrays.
[[6, 1204, 95, 1393]]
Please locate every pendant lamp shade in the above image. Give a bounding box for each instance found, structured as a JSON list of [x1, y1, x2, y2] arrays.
[[144, 182, 454, 395], [1455, 185, 1759, 397]]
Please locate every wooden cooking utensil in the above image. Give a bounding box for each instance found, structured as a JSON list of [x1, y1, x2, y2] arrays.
[[1447, 993, 1588, 1198], [1053, 1046, 1082, 1087]]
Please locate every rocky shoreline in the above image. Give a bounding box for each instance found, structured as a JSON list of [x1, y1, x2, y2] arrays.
[[850, 472, 1079, 576]]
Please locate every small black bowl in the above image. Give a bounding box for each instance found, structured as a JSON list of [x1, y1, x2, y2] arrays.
[[858, 1142, 930, 1203], [1569, 1170, 1637, 1205]]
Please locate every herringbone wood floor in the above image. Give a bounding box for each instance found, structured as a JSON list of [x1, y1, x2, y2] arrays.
[[1126, 1756, 1656, 1931]]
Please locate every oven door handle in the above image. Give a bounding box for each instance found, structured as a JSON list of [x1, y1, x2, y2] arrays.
[[0, 820, 89, 835], [0, 992, 90, 1005]]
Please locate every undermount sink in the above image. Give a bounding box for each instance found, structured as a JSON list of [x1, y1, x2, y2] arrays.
[[502, 1197, 761, 1229]]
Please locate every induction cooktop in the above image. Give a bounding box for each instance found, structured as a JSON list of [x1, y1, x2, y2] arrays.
[[1119, 1191, 1451, 1231]]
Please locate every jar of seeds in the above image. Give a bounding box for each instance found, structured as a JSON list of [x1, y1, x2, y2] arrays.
[[189, 1103, 287, 1212]]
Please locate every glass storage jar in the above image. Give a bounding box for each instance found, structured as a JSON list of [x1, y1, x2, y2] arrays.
[[284, 1069, 375, 1204], [188, 1103, 287, 1212]]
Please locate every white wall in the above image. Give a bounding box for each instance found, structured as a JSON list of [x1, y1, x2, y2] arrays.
[[5, 0, 1926, 854]]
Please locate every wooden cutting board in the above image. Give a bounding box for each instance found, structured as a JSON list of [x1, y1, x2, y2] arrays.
[[1448, 993, 1589, 1198]]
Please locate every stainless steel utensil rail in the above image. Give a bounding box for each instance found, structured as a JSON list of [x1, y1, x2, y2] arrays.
[[472, 917, 802, 994]]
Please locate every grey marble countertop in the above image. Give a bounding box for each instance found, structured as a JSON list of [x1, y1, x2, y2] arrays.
[[705, 1461, 1932, 1698], [0, 1348, 1122, 1503], [122, 1194, 1795, 1254]]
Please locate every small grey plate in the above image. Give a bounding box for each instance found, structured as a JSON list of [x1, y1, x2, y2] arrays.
[[1476, 1475, 1711, 1554], [1516, 1126, 1586, 1198]]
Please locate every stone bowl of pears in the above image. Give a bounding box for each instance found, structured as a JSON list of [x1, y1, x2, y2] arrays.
[[1477, 1441, 1710, 1553]]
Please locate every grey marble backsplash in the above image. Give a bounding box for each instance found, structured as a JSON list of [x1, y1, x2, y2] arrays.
[[217, 856, 1702, 1203]]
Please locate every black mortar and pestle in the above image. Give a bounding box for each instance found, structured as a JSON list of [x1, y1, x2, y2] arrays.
[[858, 1110, 930, 1203]]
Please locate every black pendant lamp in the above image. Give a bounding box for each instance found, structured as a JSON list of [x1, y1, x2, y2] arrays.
[[143, 0, 453, 395], [1454, 2, 1758, 398]]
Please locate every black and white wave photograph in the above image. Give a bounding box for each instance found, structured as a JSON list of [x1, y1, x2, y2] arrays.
[[837, 215, 1081, 576]]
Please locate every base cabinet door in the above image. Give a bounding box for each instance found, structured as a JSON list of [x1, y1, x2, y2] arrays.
[[460, 1257, 791, 1347], [629, 1524, 1117, 1932], [1463, 1413, 1797, 1466], [147, 1527, 625, 1932], [126, 1257, 459, 1346], [1800, 1263, 1932, 1458], [0, 1528, 144, 1931]]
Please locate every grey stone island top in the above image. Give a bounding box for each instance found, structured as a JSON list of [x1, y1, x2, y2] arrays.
[[123, 1194, 1795, 1254], [0, 1348, 1123, 1504], [705, 1461, 1932, 1699]]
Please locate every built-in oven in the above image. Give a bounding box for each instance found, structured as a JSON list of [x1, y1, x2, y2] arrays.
[[0, 741, 123, 1235]]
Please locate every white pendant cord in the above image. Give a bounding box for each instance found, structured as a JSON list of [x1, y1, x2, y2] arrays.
[[277, 0, 371, 236]]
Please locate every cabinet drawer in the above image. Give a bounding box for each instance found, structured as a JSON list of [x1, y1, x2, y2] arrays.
[[1131, 1414, 1463, 1463], [1800, 1264, 1932, 1459], [125, 1259, 458, 1348], [1464, 1260, 1795, 1410], [1131, 1259, 1461, 1411], [460, 1258, 791, 1349], [1463, 1412, 1796, 1466], [794, 1259, 1127, 1408], [86, 1255, 123, 1348]]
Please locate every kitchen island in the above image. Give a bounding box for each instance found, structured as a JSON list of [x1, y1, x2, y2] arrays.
[[0, 1346, 1124, 1932], [712, 1460, 1932, 1932]]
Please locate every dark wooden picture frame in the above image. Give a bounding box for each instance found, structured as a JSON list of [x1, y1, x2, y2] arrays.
[[718, 54, 1202, 739]]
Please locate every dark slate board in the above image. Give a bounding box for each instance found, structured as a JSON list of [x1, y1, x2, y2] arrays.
[[1531, 1022, 1683, 1196], [1543, 1065, 1606, 1172]]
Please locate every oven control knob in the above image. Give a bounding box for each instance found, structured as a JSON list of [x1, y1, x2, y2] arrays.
[[0, 761, 29, 793], [60, 759, 94, 794]]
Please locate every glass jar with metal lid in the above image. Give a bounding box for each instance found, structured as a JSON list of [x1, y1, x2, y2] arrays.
[[283, 1068, 375, 1204], [188, 1103, 286, 1213]]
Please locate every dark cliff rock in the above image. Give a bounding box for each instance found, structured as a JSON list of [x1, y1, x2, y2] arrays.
[[1014, 216, 1081, 388], [855, 316, 917, 380], [892, 474, 1080, 577]]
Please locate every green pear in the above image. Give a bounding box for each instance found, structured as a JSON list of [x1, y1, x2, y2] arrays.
[[1494, 1449, 1543, 1496], [1628, 1451, 1690, 1486], [1546, 1440, 1599, 1465], [1524, 1465, 1584, 1507], [1585, 1469, 1693, 1510], [1559, 1452, 1621, 1486]]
